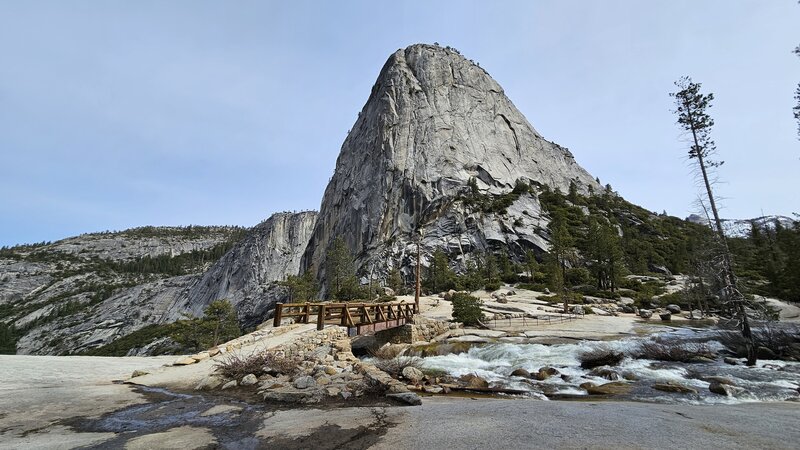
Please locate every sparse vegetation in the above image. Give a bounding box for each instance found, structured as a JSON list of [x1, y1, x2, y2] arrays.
[[214, 350, 300, 380]]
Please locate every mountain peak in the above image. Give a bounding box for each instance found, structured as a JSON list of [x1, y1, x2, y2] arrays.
[[302, 44, 600, 290]]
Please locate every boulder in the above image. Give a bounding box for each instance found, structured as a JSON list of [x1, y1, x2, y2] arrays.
[[293, 376, 317, 390], [709, 381, 734, 396], [659, 312, 672, 321], [240, 374, 258, 386], [459, 374, 489, 389], [383, 287, 395, 297], [510, 368, 531, 378], [571, 305, 584, 315], [402, 366, 425, 384], [757, 346, 778, 360], [723, 357, 739, 366], [665, 304, 682, 314], [639, 309, 653, 319], [221, 380, 238, 390], [703, 376, 737, 386], [533, 367, 560, 381]]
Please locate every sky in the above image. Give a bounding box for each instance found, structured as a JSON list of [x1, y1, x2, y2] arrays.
[[1, 1, 798, 247]]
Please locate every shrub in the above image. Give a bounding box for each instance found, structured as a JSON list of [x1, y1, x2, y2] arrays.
[[214, 350, 300, 380], [451, 292, 483, 325], [517, 283, 549, 292], [484, 280, 502, 292], [633, 339, 715, 362], [579, 347, 624, 369]]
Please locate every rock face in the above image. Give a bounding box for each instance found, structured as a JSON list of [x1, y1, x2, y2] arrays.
[[301, 44, 599, 290], [2, 213, 317, 355], [182, 211, 317, 328]]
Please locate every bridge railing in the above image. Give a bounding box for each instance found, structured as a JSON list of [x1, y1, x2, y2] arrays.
[[272, 301, 418, 334]]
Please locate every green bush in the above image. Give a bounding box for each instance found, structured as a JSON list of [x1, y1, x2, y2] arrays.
[[451, 293, 483, 325], [484, 280, 502, 292]]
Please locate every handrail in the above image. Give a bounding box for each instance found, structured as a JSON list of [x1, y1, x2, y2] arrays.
[[272, 300, 418, 332]]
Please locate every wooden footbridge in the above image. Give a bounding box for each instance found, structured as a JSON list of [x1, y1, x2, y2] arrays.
[[272, 301, 418, 336]]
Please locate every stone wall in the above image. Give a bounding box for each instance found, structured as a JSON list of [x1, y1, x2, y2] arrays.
[[375, 315, 454, 345], [272, 326, 349, 359]]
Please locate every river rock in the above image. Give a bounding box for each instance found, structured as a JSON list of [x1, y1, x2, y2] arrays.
[[639, 309, 653, 319], [665, 304, 682, 314], [709, 381, 735, 396], [659, 312, 672, 321], [581, 381, 632, 396], [240, 374, 258, 386], [402, 366, 425, 384], [221, 380, 238, 390], [723, 357, 739, 366], [293, 376, 317, 390], [460, 374, 489, 389], [386, 392, 423, 406], [652, 382, 698, 394], [510, 368, 531, 378], [534, 367, 560, 381]]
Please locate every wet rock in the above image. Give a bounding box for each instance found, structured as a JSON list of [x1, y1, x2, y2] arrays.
[[652, 382, 698, 394], [581, 381, 632, 396], [665, 304, 682, 314], [510, 368, 531, 378], [293, 376, 317, 390], [459, 374, 489, 389], [240, 374, 258, 386], [709, 381, 735, 396], [757, 346, 778, 360], [402, 366, 425, 384], [659, 312, 672, 321], [639, 309, 653, 319], [703, 376, 737, 386], [533, 367, 560, 381], [724, 357, 739, 366], [386, 392, 422, 406], [589, 368, 620, 381]]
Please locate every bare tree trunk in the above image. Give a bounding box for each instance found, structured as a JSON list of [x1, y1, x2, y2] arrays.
[[688, 115, 756, 366]]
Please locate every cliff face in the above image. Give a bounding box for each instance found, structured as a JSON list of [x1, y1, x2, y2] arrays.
[[2, 213, 317, 355], [182, 211, 318, 328], [301, 44, 599, 287]]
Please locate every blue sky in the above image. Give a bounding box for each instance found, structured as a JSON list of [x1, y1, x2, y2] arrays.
[[1, 1, 798, 246]]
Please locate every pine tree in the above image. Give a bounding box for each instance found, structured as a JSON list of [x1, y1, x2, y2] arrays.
[[325, 236, 361, 300], [671, 76, 757, 365]]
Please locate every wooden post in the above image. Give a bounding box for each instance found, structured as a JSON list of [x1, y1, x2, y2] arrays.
[[317, 304, 326, 331], [273, 303, 283, 328], [415, 240, 421, 311], [303, 303, 310, 324]]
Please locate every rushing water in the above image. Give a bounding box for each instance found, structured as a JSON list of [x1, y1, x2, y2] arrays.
[[417, 327, 800, 404]]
